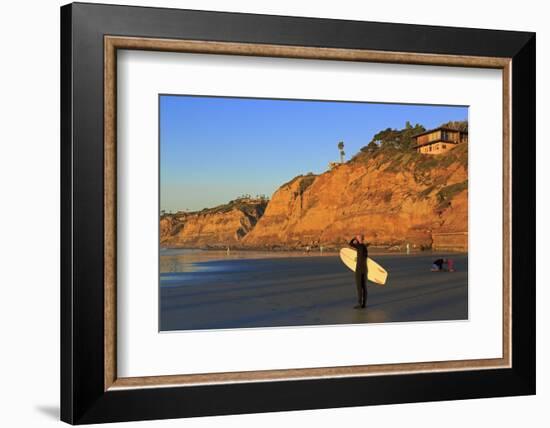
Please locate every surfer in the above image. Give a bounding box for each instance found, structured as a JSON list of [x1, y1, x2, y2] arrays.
[[349, 234, 368, 309]]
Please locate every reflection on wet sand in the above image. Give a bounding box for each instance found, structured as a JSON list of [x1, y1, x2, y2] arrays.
[[160, 248, 336, 273]]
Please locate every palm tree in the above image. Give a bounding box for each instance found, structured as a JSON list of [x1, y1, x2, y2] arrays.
[[338, 141, 345, 163]]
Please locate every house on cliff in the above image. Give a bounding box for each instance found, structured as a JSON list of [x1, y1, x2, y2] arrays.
[[412, 127, 468, 154]]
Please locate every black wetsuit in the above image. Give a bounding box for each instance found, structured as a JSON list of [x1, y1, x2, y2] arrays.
[[433, 258, 445, 271], [350, 238, 368, 307]]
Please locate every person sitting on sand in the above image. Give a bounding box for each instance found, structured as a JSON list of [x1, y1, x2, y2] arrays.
[[349, 234, 368, 309], [431, 258, 448, 272]]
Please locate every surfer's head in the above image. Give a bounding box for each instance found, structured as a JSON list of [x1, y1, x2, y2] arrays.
[[356, 234, 365, 243]]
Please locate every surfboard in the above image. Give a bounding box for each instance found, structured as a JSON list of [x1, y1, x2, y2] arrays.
[[339, 247, 388, 286]]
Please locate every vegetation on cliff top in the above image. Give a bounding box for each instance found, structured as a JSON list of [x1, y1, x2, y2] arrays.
[[162, 197, 268, 219], [199, 198, 267, 215], [350, 121, 468, 177], [362, 120, 426, 152], [280, 173, 317, 191], [350, 137, 467, 182]]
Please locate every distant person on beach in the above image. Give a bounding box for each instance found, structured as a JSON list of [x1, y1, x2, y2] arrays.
[[431, 258, 448, 272], [349, 234, 368, 309], [447, 258, 455, 272]]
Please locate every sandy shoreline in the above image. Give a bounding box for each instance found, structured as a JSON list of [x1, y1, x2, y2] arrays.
[[160, 252, 468, 331]]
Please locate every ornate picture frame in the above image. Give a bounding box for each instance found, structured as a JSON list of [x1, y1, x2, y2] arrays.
[[61, 2, 535, 424]]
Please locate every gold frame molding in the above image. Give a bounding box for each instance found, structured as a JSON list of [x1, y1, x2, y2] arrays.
[[104, 35, 512, 391]]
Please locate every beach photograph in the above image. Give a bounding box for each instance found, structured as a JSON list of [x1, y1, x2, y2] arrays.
[[159, 95, 469, 331]]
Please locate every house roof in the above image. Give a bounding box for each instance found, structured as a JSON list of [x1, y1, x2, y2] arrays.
[[412, 126, 468, 139]]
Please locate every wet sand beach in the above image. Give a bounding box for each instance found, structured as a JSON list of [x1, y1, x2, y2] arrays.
[[160, 250, 468, 331]]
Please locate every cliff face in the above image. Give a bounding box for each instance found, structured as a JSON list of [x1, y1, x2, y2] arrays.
[[161, 144, 468, 249], [160, 199, 267, 248], [242, 144, 468, 248]]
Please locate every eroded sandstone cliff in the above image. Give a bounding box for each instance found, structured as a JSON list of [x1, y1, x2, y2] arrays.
[[160, 144, 468, 249], [243, 144, 468, 249], [160, 198, 267, 248]]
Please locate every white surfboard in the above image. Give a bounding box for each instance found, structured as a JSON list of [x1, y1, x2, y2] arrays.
[[339, 247, 388, 286]]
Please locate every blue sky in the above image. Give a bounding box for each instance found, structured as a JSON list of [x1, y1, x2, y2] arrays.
[[160, 95, 467, 212]]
